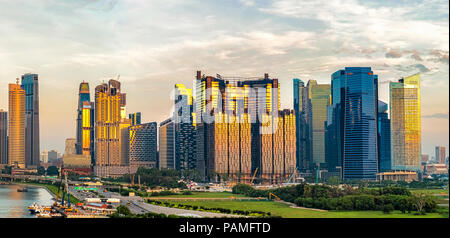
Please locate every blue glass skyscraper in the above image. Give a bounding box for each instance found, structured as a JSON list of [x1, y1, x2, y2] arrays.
[[21, 73, 40, 168], [326, 67, 378, 180], [377, 101, 391, 172]]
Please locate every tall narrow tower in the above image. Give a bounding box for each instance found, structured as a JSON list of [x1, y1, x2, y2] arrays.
[[75, 82, 94, 163], [8, 81, 26, 168], [390, 73, 421, 172], [21, 73, 40, 168]]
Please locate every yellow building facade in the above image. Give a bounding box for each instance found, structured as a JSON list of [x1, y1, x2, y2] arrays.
[[8, 82, 26, 168]]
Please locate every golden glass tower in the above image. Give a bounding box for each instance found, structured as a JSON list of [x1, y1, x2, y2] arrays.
[[94, 79, 127, 177], [8, 82, 26, 168], [390, 73, 421, 171], [307, 80, 331, 167]]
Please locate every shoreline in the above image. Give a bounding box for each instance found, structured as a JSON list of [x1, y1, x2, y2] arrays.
[[10, 182, 57, 199]]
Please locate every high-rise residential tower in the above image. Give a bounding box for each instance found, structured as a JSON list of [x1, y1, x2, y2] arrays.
[[21, 73, 40, 168], [174, 84, 197, 170], [194, 71, 295, 184], [75, 82, 94, 164], [390, 73, 421, 172], [8, 82, 26, 168], [93, 79, 128, 177], [377, 101, 391, 172], [0, 110, 7, 165], [435, 146, 446, 164], [327, 67, 379, 180]]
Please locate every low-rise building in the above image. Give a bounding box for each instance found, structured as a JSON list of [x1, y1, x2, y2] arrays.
[[376, 171, 418, 182]]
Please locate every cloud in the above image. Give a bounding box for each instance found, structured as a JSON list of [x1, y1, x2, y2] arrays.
[[423, 112, 449, 119], [394, 63, 430, 73], [386, 49, 403, 58], [429, 49, 449, 64]]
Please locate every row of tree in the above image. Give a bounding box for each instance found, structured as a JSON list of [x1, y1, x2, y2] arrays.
[[231, 183, 438, 214]]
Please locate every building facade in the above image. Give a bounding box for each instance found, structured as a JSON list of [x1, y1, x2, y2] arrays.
[[378, 101, 391, 172], [194, 71, 295, 184], [93, 79, 128, 177], [129, 112, 141, 126], [307, 80, 330, 168], [293, 78, 309, 171], [390, 73, 421, 172], [0, 110, 7, 165], [159, 118, 175, 169], [327, 67, 379, 180], [21, 73, 40, 168], [435, 146, 446, 165], [75, 82, 94, 164], [174, 84, 197, 170], [65, 138, 76, 155], [127, 122, 157, 169], [8, 82, 26, 168]]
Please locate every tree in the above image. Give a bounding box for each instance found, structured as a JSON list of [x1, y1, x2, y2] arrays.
[[382, 204, 394, 214], [327, 176, 340, 186], [37, 166, 46, 175], [116, 205, 132, 216], [413, 193, 426, 215], [46, 166, 59, 176]]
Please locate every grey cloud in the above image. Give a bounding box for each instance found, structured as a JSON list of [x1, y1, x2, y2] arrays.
[[385, 49, 403, 58], [423, 113, 449, 119], [394, 64, 430, 73], [429, 49, 449, 64]]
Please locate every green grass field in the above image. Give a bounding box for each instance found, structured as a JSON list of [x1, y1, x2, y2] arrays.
[[155, 199, 447, 218]]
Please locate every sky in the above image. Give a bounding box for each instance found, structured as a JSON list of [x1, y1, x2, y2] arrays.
[[0, 0, 448, 158]]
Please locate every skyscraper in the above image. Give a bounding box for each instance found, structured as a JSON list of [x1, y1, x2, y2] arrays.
[[435, 146, 446, 164], [307, 80, 330, 168], [378, 101, 391, 172], [8, 82, 26, 168], [75, 82, 94, 163], [174, 84, 196, 170], [293, 78, 309, 171], [93, 79, 128, 177], [390, 73, 421, 172], [327, 67, 379, 180], [129, 112, 141, 126], [0, 110, 7, 165], [159, 118, 175, 169], [194, 71, 295, 183], [21, 73, 40, 168], [127, 122, 157, 169]]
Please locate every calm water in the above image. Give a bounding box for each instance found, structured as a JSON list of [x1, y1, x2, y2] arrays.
[[0, 184, 54, 218]]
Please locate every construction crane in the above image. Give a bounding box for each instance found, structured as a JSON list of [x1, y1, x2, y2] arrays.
[[61, 171, 71, 209], [53, 170, 64, 207], [250, 168, 258, 186], [268, 192, 280, 201]]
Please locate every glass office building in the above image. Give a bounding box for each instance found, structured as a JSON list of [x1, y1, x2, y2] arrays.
[[390, 74, 421, 171], [8, 82, 26, 168], [21, 73, 40, 168], [378, 101, 391, 172], [307, 80, 330, 168], [327, 67, 379, 180], [293, 78, 309, 171], [159, 118, 175, 169], [0, 110, 7, 165]]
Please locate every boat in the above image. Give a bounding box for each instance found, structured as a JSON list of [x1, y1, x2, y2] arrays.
[[17, 188, 28, 192], [28, 203, 41, 214]]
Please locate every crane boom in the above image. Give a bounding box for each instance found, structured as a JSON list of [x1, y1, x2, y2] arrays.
[[250, 168, 258, 185]]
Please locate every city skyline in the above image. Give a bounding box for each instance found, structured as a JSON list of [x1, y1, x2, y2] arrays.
[[0, 0, 448, 157]]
